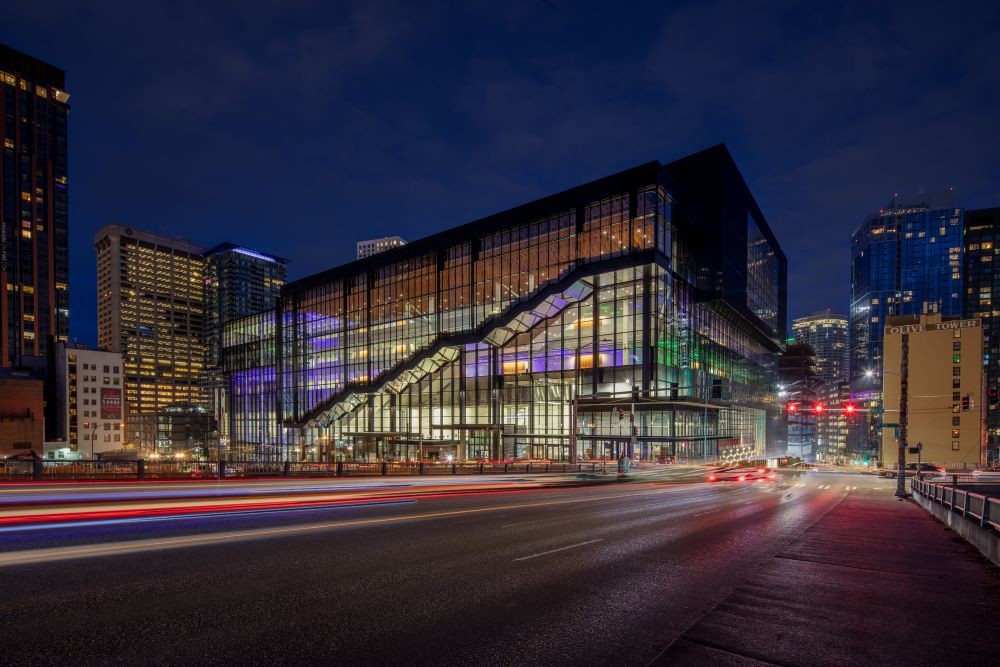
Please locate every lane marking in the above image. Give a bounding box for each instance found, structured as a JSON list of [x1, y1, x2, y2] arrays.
[[693, 509, 720, 517], [513, 539, 603, 562]]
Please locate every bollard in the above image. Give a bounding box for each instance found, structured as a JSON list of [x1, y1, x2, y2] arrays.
[[218, 460, 225, 480], [336, 461, 344, 477], [419, 461, 425, 475], [381, 460, 388, 476], [283, 460, 290, 477], [479, 462, 484, 474], [451, 462, 457, 475], [32, 458, 43, 481], [137, 459, 145, 480], [952, 474, 958, 487]]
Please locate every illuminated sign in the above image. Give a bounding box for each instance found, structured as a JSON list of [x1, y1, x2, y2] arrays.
[[101, 388, 122, 420], [886, 319, 979, 335]]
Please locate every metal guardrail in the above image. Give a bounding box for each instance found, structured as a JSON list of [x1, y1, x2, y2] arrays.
[[0, 459, 611, 481], [911, 478, 1000, 531]]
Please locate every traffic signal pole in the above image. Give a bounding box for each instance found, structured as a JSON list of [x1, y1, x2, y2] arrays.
[[895, 333, 909, 498]]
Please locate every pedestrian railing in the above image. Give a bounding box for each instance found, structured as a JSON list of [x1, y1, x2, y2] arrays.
[[911, 477, 1000, 531]]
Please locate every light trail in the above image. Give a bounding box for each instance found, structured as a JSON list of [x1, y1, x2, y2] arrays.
[[0, 486, 689, 567]]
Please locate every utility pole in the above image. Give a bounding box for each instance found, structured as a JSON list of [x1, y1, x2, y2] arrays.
[[895, 333, 909, 498]]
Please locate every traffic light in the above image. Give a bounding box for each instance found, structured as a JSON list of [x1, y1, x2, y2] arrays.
[[786, 402, 798, 414], [844, 403, 856, 415], [962, 394, 971, 411], [813, 402, 825, 414]]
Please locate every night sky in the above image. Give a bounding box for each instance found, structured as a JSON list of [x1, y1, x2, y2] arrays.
[[3, 0, 999, 346]]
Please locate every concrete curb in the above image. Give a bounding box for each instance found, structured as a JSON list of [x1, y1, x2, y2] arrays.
[[911, 492, 1000, 566]]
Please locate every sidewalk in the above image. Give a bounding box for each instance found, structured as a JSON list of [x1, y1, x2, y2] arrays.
[[656, 484, 1000, 666]]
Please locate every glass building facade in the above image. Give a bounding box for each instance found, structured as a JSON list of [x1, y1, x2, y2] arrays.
[[0, 45, 70, 364], [849, 190, 963, 460], [204, 243, 287, 450], [225, 146, 787, 463], [850, 191, 963, 379], [963, 207, 1000, 464]]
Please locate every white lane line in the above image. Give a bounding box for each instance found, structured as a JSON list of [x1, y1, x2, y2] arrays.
[[514, 539, 603, 562], [693, 509, 720, 517]]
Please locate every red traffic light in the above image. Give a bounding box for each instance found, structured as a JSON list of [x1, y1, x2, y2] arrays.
[[786, 402, 798, 414], [813, 403, 824, 414], [844, 403, 856, 414]]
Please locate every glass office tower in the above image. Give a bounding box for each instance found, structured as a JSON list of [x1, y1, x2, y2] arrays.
[[225, 145, 787, 463], [850, 191, 963, 378], [0, 45, 70, 363], [964, 207, 1000, 464], [849, 190, 963, 461], [204, 243, 286, 451]]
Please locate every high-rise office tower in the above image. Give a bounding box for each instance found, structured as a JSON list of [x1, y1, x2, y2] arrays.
[[963, 207, 1000, 464], [356, 236, 406, 259], [95, 224, 207, 447], [850, 191, 963, 379], [204, 242, 287, 446], [0, 44, 70, 364], [792, 311, 849, 385]]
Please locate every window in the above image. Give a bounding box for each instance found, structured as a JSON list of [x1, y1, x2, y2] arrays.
[[953, 367, 961, 376], [952, 441, 960, 451], [952, 428, 960, 438], [953, 379, 961, 389], [953, 341, 961, 351], [953, 416, 961, 426], [953, 392, 961, 401], [953, 354, 961, 364], [954, 330, 961, 338]]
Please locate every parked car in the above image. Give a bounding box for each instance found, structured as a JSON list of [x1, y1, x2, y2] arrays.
[[880, 462, 943, 479]]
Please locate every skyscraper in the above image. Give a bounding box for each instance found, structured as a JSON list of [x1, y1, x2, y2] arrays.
[[963, 207, 1000, 464], [0, 44, 70, 364], [792, 311, 849, 384], [95, 224, 207, 447], [356, 236, 406, 259], [203, 242, 287, 447], [850, 191, 963, 379]]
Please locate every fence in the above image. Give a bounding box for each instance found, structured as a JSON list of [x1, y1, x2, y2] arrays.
[[0, 459, 609, 482], [911, 478, 1000, 532]]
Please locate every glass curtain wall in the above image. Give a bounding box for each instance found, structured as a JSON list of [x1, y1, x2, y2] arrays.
[[225, 177, 780, 463]]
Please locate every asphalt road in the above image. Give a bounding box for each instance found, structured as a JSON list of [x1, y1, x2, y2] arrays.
[[0, 472, 968, 665]]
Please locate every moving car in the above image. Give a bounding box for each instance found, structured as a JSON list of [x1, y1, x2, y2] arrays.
[[707, 467, 777, 482]]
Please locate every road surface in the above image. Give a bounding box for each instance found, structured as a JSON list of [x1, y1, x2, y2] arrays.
[[0, 472, 993, 665]]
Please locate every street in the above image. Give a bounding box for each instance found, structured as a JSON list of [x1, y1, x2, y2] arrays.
[[0, 471, 997, 665]]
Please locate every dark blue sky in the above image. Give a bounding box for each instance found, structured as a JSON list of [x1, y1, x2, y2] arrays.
[[4, 0, 999, 346]]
